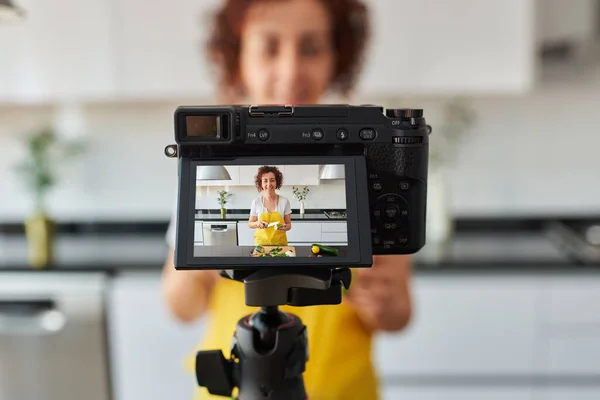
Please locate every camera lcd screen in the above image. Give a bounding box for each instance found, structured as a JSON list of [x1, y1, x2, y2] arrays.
[[174, 156, 373, 269]]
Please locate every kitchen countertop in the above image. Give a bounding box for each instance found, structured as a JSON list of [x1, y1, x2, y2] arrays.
[[1, 231, 598, 274]]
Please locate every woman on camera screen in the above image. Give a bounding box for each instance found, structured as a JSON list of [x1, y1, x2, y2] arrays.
[[248, 166, 293, 246], [162, 1, 413, 399]]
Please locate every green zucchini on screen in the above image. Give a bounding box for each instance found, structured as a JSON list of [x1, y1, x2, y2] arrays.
[[311, 244, 338, 256]]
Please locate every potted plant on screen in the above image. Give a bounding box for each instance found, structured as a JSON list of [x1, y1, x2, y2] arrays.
[[292, 186, 310, 215], [13, 126, 85, 268], [217, 189, 233, 218]]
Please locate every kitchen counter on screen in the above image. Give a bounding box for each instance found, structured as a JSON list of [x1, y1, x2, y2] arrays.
[[195, 209, 345, 221]]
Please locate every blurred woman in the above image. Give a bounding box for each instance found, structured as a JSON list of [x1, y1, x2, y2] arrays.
[[162, 1, 413, 399], [248, 166, 292, 246]]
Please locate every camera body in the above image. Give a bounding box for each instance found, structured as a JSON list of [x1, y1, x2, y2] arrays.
[[169, 104, 430, 270]]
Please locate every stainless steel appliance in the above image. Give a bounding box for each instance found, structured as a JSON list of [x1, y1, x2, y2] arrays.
[[0, 272, 110, 400], [202, 222, 238, 246], [323, 210, 347, 220]]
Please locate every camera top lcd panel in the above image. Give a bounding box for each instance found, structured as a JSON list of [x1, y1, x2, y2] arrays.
[[171, 104, 431, 271]]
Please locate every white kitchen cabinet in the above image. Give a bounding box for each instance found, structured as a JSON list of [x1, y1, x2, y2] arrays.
[[106, 272, 208, 400], [533, 389, 600, 400], [533, 275, 600, 375], [111, 0, 221, 100], [0, 0, 546, 103], [374, 274, 538, 376], [357, 0, 536, 96], [382, 386, 533, 400], [0, 0, 117, 103], [538, 275, 600, 325], [197, 166, 240, 187], [537, 336, 600, 375]]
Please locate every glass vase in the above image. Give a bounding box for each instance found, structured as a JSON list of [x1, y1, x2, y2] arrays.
[[423, 166, 454, 263]]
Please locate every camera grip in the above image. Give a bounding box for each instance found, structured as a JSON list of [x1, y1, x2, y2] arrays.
[[365, 143, 428, 255]]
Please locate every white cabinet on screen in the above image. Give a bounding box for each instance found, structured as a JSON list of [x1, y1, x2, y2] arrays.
[[236, 165, 320, 186], [237, 223, 255, 246], [320, 222, 348, 244], [194, 221, 203, 243], [282, 166, 320, 186], [283, 222, 320, 244], [238, 165, 286, 186]]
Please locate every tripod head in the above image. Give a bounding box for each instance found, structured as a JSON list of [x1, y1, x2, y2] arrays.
[[220, 267, 352, 306], [194, 267, 354, 399]]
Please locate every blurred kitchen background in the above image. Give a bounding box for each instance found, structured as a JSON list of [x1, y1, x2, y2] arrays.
[[1, 0, 600, 399]]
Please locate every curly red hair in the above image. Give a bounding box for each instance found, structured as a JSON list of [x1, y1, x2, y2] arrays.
[[254, 166, 284, 192], [204, 0, 370, 97]]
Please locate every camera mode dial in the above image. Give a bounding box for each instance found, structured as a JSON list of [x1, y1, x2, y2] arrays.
[[386, 109, 423, 119]]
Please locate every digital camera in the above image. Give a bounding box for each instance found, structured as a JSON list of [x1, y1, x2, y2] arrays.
[[165, 104, 430, 270]]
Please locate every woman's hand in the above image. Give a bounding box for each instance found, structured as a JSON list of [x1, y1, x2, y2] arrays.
[[344, 255, 413, 333], [277, 224, 290, 231], [256, 221, 268, 229]]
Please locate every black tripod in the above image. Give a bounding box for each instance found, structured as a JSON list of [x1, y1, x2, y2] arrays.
[[194, 267, 352, 400]]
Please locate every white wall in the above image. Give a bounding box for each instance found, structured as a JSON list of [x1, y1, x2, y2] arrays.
[[2, 71, 600, 222], [195, 180, 347, 211]]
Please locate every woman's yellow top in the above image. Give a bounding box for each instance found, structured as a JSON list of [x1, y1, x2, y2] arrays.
[[185, 277, 380, 400]]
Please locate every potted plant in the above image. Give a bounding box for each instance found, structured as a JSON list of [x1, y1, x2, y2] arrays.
[[13, 126, 85, 268], [217, 189, 233, 218], [292, 186, 310, 215]]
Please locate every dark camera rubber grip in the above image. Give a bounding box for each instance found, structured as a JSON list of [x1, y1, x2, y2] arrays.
[[365, 144, 427, 181]]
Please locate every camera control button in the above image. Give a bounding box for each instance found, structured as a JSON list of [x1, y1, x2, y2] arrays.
[[372, 236, 381, 245], [384, 222, 397, 230], [258, 129, 270, 141], [384, 195, 399, 203], [371, 181, 383, 192], [384, 205, 398, 219], [311, 129, 324, 140], [336, 128, 349, 141], [398, 235, 409, 246], [399, 181, 410, 191], [359, 128, 376, 140], [383, 239, 395, 249], [399, 208, 409, 219], [372, 210, 381, 218]]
